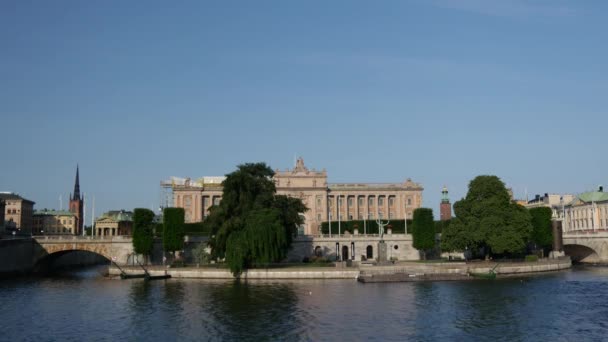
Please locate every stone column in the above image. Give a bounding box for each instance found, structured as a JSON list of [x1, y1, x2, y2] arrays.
[[550, 219, 565, 259], [384, 194, 389, 219]]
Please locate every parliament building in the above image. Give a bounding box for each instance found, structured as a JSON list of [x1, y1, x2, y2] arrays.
[[164, 158, 424, 235]]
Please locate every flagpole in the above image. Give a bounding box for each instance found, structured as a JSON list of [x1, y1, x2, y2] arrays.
[[328, 198, 332, 238], [82, 193, 86, 236], [338, 195, 341, 237], [404, 194, 408, 234], [91, 196, 95, 237]]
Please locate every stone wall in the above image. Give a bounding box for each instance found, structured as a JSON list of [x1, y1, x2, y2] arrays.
[[0, 238, 34, 275], [287, 234, 420, 262]]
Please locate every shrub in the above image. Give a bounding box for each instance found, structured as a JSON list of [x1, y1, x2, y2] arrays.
[[193, 243, 211, 265], [163, 208, 185, 253], [525, 255, 539, 262]]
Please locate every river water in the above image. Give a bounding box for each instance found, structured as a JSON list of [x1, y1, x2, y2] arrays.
[[1, 266, 607, 341]]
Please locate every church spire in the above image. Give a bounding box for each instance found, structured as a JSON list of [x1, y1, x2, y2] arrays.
[[73, 165, 81, 201]]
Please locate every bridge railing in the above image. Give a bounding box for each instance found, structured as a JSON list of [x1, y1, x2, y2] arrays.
[[35, 235, 132, 241]]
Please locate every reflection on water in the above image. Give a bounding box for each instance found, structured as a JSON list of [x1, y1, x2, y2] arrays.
[[1, 266, 608, 341]]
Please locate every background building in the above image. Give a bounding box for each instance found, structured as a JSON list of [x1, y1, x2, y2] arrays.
[[95, 210, 133, 236], [163, 158, 424, 235], [33, 209, 77, 235], [440, 186, 452, 221], [0, 199, 5, 235], [562, 186, 608, 233], [0, 192, 35, 234]]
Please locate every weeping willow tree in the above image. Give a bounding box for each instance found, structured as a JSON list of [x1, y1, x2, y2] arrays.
[[206, 162, 307, 276]]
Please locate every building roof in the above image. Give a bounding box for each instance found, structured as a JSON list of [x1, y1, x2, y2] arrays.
[[98, 210, 133, 222], [34, 209, 74, 217], [0, 192, 35, 204], [577, 191, 608, 203]]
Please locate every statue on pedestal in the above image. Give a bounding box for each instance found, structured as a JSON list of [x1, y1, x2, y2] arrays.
[[376, 218, 390, 241]]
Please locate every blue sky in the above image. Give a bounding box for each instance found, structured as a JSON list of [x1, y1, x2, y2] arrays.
[[1, 0, 607, 220]]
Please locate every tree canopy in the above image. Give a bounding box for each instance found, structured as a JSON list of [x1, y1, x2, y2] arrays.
[[411, 208, 436, 259], [441, 175, 532, 257], [529, 207, 553, 250], [206, 162, 307, 276], [132, 208, 155, 257]]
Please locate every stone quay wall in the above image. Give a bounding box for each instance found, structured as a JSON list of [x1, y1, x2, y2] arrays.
[[109, 258, 571, 280]]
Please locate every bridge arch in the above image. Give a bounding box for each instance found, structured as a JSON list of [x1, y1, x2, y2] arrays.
[[563, 244, 601, 263], [33, 249, 111, 272], [33, 236, 134, 266]]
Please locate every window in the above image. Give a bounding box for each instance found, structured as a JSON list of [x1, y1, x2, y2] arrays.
[[317, 197, 321, 208], [338, 197, 343, 206], [389, 197, 394, 206], [317, 213, 322, 221], [349, 215, 353, 220], [328, 198, 333, 207], [378, 197, 384, 206], [348, 197, 353, 206], [407, 198, 412, 206], [369, 197, 374, 206], [185, 197, 192, 206], [358, 197, 364, 206], [213, 198, 220, 206], [369, 213, 374, 219], [389, 212, 394, 219], [379, 212, 383, 219]]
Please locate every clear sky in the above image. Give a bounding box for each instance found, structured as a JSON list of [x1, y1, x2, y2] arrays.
[[1, 0, 607, 221]]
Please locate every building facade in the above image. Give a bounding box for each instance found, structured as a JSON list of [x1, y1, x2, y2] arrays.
[[69, 166, 84, 235], [164, 158, 424, 235], [562, 187, 608, 233], [440, 186, 452, 221], [0, 192, 35, 234], [33, 210, 77, 235], [95, 210, 133, 236]]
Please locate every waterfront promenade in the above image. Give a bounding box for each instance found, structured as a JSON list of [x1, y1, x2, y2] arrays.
[[109, 258, 571, 280]]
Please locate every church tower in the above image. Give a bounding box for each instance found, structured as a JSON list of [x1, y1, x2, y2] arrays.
[[440, 186, 452, 221], [69, 166, 84, 235]]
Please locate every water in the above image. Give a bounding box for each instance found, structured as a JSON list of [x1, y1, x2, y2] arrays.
[[1, 266, 607, 341]]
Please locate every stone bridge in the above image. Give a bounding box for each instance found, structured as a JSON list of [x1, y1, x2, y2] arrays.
[[563, 231, 608, 263], [33, 236, 135, 266]]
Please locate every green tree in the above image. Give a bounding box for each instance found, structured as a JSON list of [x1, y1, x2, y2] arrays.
[[163, 207, 185, 257], [132, 208, 155, 263], [411, 208, 436, 260], [206, 162, 307, 276], [529, 207, 553, 251], [440, 175, 532, 258]]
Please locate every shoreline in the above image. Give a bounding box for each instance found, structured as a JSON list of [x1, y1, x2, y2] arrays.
[[108, 257, 572, 281]]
